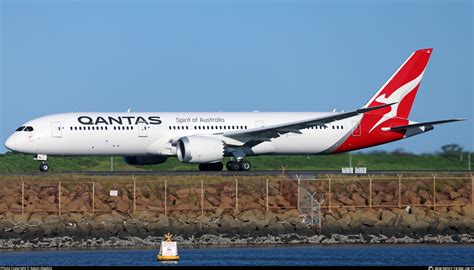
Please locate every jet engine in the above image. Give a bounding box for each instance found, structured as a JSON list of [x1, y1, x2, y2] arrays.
[[123, 155, 168, 165], [176, 136, 225, 163]]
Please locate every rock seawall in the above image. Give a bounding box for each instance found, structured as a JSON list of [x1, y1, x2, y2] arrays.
[[1, 205, 474, 249], [0, 175, 473, 249]]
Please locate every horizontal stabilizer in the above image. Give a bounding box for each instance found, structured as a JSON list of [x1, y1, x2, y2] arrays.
[[385, 118, 467, 131]]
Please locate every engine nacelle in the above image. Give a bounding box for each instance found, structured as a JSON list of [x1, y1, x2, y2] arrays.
[[123, 155, 168, 165], [176, 136, 225, 163]]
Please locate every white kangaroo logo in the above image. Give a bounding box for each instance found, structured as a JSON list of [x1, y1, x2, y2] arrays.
[[369, 71, 425, 133]]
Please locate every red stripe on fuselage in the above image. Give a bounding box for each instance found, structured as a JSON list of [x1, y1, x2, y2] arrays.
[[334, 114, 409, 153]]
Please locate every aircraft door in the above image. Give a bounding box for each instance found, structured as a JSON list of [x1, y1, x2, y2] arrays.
[[51, 121, 62, 138], [255, 121, 265, 128], [138, 123, 148, 137], [352, 120, 361, 136]]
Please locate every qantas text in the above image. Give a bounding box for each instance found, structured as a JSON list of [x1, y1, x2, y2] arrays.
[[78, 116, 162, 125]]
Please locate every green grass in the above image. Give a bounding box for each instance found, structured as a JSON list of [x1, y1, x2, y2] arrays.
[[0, 150, 471, 172]]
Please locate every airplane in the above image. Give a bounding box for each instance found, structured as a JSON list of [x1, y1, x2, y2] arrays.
[[4, 48, 466, 172]]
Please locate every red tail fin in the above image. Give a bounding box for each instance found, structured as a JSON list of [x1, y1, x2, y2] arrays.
[[363, 48, 432, 132], [335, 49, 434, 153]]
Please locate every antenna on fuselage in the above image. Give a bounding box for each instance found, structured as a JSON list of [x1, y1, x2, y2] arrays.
[[127, 108, 131, 112]]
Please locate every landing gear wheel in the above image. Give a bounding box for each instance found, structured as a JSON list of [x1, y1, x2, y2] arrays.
[[228, 161, 241, 171], [213, 162, 224, 171], [240, 160, 251, 171], [226, 161, 233, 171], [39, 162, 49, 172]]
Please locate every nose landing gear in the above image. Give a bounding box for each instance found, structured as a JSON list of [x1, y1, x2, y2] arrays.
[[39, 162, 49, 172], [35, 154, 49, 172]]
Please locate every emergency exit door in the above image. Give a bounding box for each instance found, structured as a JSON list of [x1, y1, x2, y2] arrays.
[[255, 121, 265, 128], [138, 123, 148, 137], [51, 121, 62, 138]]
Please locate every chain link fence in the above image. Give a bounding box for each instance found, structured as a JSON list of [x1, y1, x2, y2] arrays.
[[0, 174, 472, 217]]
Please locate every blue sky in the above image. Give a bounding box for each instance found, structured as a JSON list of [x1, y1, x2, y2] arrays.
[[1, 0, 472, 154]]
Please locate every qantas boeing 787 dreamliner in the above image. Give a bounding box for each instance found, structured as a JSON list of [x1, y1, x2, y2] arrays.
[[4, 48, 466, 172]]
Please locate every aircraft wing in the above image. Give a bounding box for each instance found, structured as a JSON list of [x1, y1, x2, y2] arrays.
[[220, 103, 395, 147], [383, 118, 467, 132]]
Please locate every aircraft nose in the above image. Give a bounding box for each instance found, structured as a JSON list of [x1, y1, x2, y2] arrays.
[[5, 135, 16, 151]]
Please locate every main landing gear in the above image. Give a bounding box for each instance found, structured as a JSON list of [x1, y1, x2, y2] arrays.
[[35, 154, 49, 172], [197, 160, 252, 171], [226, 160, 251, 171]]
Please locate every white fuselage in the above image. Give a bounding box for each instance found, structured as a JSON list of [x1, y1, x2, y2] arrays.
[[6, 112, 361, 157]]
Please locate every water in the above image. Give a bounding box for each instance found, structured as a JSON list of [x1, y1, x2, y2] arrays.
[[1, 244, 473, 266]]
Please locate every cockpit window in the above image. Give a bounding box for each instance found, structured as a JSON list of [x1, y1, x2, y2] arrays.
[[24, 126, 34, 132], [16, 126, 25, 131]]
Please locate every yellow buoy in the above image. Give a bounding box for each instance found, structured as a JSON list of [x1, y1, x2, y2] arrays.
[[157, 233, 180, 262]]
